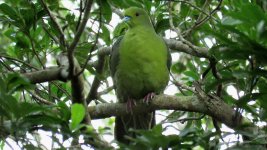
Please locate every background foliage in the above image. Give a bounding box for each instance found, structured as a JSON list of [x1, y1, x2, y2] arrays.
[[0, 0, 267, 149]]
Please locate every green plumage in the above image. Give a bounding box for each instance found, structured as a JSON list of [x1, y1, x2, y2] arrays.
[[110, 7, 171, 143]]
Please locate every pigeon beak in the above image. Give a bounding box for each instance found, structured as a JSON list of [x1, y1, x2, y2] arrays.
[[122, 16, 131, 22]]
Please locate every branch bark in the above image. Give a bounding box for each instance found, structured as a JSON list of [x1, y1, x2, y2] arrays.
[[86, 54, 106, 104], [88, 94, 255, 133], [40, 0, 66, 50], [165, 38, 210, 58], [68, 0, 93, 77], [21, 37, 209, 85], [23, 67, 66, 84]]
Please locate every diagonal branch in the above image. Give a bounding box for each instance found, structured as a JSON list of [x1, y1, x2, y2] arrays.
[[68, 0, 93, 77], [40, 0, 66, 50], [86, 54, 106, 104], [165, 38, 210, 58]]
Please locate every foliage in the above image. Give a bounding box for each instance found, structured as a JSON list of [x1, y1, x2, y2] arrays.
[[0, 0, 267, 149]]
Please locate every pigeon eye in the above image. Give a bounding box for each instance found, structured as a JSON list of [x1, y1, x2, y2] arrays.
[[135, 13, 139, 16]]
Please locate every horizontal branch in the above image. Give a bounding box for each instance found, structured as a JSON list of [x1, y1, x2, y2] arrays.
[[23, 67, 66, 84], [20, 37, 209, 84], [22, 60, 100, 84], [165, 38, 210, 58], [94, 38, 210, 59], [88, 94, 252, 130]]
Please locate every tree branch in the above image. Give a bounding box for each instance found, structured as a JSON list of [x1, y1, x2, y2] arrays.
[[88, 94, 254, 132], [89, 38, 210, 59], [21, 37, 208, 85], [111, 5, 123, 18], [86, 54, 106, 104], [68, 0, 93, 77], [40, 0, 66, 50], [165, 38, 210, 58], [23, 67, 66, 84]]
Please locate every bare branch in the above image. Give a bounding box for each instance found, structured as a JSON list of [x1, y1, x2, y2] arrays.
[[29, 91, 54, 105], [183, 0, 223, 36], [88, 94, 255, 133], [23, 67, 66, 84], [165, 38, 210, 58], [68, 0, 93, 77], [86, 54, 106, 104], [90, 38, 209, 59], [0, 54, 38, 70], [26, 34, 45, 68], [111, 5, 123, 18], [40, 0, 66, 50]]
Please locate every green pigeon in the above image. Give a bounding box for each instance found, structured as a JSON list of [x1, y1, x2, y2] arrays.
[[110, 7, 171, 143]]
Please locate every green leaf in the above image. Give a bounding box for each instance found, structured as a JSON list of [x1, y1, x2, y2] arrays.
[[6, 73, 33, 94], [126, 124, 179, 149], [15, 32, 31, 49], [107, 0, 127, 8], [155, 18, 170, 34], [171, 62, 186, 74], [113, 22, 127, 38], [70, 104, 85, 131], [236, 93, 263, 107], [183, 70, 199, 81], [205, 77, 234, 93], [0, 3, 19, 21], [0, 77, 6, 94], [19, 8, 35, 30], [229, 4, 266, 27], [57, 102, 71, 122], [100, 25, 111, 45], [100, 0, 112, 23], [221, 16, 242, 26], [179, 127, 198, 137], [0, 94, 18, 119], [123, 0, 143, 7]]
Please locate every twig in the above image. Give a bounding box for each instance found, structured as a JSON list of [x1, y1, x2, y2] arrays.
[[40, 0, 66, 50], [41, 19, 59, 44], [168, 2, 210, 59], [209, 58, 223, 97], [76, 5, 102, 77], [171, 73, 195, 93], [111, 5, 123, 18], [0, 55, 38, 70], [169, 114, 206, 124], [183, 0, 223, 36], [1, 55, 71, 99], [97, 86, 114, 96], [29, 91, 54, 105], [76, 0, 84, 31], [170, 0, 216, 18], [68, 0, 93, 77], [0, 58, 13, 71], [86, 54, 106, 104], [26, 34, 45, 69]]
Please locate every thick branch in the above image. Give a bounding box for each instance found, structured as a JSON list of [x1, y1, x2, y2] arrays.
[[22, 38, 208, 85], [165, 38, 210, 58], [86, 54, 106, 104], [23, 67, 65, 84], [88, 94, 252, 130], [88, 38, 210, 59]]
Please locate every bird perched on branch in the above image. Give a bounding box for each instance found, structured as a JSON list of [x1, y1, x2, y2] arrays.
[[110, 7, 171, 143]]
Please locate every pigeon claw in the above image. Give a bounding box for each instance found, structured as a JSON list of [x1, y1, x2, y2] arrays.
[[143, 92, 156, 104], [126, 98, 136, 114]]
